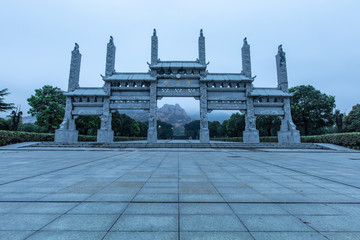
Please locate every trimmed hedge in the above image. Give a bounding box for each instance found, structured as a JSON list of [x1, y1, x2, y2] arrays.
[[0, 130, 146, 146], [212, 132, 360, 149], [0, 130, 54, 146], [211, 136, 278, 143], [1, 130, 359, 149], [301, 132, 360, 150]]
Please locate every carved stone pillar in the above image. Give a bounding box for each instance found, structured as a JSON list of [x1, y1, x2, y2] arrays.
[[277, 98, 300, 143], [275, 45, 300, 143], [68, 43, 81, 92], [243, 89, 259, 143], [199, 82, 209, 143], [241, 38, 251, 78], [105, 36, 116, 76], [276, 45, 289, 92], [55, 97, 78, 143], [151, 29, 158, 65], [97, 97, 114, 143], [198, 29, 206, 65], [147, 82, 157, 143]]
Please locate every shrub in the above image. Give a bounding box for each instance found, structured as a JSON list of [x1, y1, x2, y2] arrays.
[[0, 130, 147, 146], [301, 132, 360, 149], [212, 132, 360, 149], [0, 130, 54, 146]]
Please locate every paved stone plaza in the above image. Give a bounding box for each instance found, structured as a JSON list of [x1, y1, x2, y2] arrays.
[[0, 144, 360, 239]]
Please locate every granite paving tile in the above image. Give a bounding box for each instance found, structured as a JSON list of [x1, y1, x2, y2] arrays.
[[180, 215, 247, 231], [111, 214, 178, 231], [43, 214, 118, 231]]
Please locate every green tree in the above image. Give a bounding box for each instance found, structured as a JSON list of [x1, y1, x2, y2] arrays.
[[208, 121, 221, 138], [112, 111, 140, 137], [256, 116, 281, 136], [137, 121, 148, 137], [226, 113, 245, 137], [0, 88, 14, 112], [289, 85, 335, 136], [15, 122, 47, 133], [27, 85, 66, 133], [75, 116, 100, 135], [18, 123, 37, 132], [343, 104, 360, 132], [184, 120, 200, 139], [157, 120, 173, 139], [0, 118, 11, 130], [219, 120, 228, 137]]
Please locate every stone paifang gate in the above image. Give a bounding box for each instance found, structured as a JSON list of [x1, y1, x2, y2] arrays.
[[55, 29, 300, 144]]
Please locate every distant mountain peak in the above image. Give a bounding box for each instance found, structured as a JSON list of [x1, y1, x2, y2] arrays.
[[157, 104, 192, 128]]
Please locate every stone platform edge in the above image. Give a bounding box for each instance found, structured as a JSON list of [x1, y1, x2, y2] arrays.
[[19, 141, 334, 150]]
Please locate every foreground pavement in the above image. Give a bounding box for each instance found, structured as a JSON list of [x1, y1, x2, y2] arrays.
[[0, 144, 360, 239]]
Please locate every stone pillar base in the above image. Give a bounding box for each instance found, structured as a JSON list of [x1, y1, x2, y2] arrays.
[[243, 130, 260, 143], [97, 129, 114, 143], [147, 127, 157, 143], [55, 129, 78, 143], [277, 130, 300, 143], [200, 128, 209, 143]]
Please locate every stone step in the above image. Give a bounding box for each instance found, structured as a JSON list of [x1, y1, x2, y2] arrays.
[[30, 142, 327, 149]]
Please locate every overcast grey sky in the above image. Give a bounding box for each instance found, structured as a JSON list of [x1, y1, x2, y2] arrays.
[[1, 0, 359, 117]]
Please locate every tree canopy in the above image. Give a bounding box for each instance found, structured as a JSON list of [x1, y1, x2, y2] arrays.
[[0, 88, 14, 112], [157, 120, 173, 139], [184, 120, 200, 139], [208, 121, 221, 138], [256, 116, 281, 136], [343, 104, 360, 132], [226, 113, 245, 137], [27, 85, 66, 133], [289, 85, 335, 135], [75, 116, 100, 135], [218, 120, 228, 137], [112, 111, 141, 137], [73, 112, 148, 137]]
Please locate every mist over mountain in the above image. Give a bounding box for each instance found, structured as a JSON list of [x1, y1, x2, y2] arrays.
[[188, 112, 232, 123]]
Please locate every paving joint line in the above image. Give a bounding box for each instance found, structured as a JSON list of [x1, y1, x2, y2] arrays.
[[1, 200, 360, 204], [238, 155, 360, 191], [101, 152, 170, 240], [188, 152, 256, 239], [23, 150, 150, 239], [0, 151, 132, 187]]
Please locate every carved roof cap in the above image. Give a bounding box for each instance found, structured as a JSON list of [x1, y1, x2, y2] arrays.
[[200, 29, 204, 37], [109, 36, 113, 43], [243, 37, 248, 45], [74, 43, 79, 51], [153, 29, 157, 36], [278, 44, 283, 53]]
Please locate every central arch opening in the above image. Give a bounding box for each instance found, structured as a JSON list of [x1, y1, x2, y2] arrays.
[[207, 110, 242, 139], [157, 97, 199, 140]]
